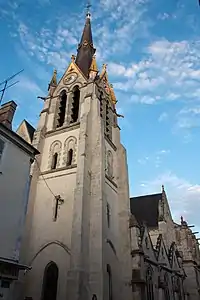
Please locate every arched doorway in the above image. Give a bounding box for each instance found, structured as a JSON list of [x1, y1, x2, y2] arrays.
[[41, 262, 59, 300]]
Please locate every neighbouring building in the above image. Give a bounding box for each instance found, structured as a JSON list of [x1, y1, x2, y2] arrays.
[[12, 7, 200, 300], [0, 101, 39, 300], [131, 186, 200, 299]]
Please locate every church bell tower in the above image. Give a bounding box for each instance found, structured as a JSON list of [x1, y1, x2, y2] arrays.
[[19, 7, 132, 300]]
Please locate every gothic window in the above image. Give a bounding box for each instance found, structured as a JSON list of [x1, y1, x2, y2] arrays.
[[107, 264, 113, 300], [49, 141, 62, 170], [146, 266, 154, 300], [70, 86, 80, 123], [107, 202, 111, 228], [67, 149, 73, 166], [57, 90, 67, 128], [63, 136, 77, 167], [41, 262, 59, 300], [51, 153, 58, 169], [107, 150, 113, 178], [164, 273, 170, 300]]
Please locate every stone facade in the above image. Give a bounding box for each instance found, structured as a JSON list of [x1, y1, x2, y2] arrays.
[[13, 10, 200, 300]]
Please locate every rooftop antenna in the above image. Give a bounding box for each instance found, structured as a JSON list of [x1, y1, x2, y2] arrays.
[[0, 69, 24, 106]]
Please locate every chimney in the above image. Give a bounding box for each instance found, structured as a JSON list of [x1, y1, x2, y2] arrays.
[[0, 101, 17, 130]]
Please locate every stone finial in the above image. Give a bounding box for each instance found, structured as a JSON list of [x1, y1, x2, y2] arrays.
[[181, 216, 188, 227], [162, 184, 165, 192], [109, 84, 117, 105]]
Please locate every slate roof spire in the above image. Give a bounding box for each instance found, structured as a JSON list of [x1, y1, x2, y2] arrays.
[[75, 2, 96, 78]]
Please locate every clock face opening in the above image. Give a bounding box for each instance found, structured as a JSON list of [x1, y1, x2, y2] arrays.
[[64, 72, 78, 85]]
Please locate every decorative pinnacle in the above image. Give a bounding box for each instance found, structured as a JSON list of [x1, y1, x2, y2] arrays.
[[71, 54, 76, 62]]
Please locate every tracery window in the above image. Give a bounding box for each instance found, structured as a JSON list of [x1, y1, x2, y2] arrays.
[[41, 262, 59, 300], [146, 266, 154, 300]]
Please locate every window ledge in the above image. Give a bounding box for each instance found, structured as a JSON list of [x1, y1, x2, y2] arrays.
[[46, 122, 80, 137], [41, 164, 77, 175]]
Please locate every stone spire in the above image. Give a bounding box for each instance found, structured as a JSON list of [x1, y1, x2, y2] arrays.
[[75, 4, 96, 78]]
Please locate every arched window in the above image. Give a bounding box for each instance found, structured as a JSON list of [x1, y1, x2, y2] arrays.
[[67, 148, 73, 166], [51, 153, 58, 169], [107, 150, 113, 178], [57, 90, 67, 128], [42, 262, 59, 300], [107, 264, 113, 300], [70, 86, 80, 123], [146, 266, 154, 300]]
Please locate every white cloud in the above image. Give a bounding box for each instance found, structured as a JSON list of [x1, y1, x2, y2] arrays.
[[139, 172, 200, 227], [107, 39, 200, 108], [158, 112, 168, 122]]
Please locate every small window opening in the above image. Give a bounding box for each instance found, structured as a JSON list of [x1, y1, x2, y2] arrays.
[[67, 149, 73, 166], [107, 264, 113, 300], [0, 138, 5, 162], [57, 91, 67, 128], [107, 203, 110, 228], [71, 86, 80, 123], [51, 153, 58, 170]]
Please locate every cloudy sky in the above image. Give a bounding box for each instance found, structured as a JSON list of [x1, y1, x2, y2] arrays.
[[1, 0, 200, 231]]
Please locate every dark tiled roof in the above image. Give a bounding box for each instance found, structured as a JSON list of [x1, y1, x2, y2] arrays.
[[75, 16, 95, 78], [130, 193, 162, 228], [24, 120, 35, 142]]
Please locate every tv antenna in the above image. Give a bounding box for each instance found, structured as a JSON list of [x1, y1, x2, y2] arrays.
[[0, 69, 24, 106]]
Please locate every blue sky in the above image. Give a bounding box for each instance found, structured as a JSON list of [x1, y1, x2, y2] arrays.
[[1, 0, 200, 231]]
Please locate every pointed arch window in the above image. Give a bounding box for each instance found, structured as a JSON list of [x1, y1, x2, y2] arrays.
[[70, 86, 80, 123], [146, 266, 154, 300], [51, 153, 58, 170], [67, 148, 73, 166], [41, 262, 59, 300], [164, 273, 170, 300], [57, 90, 67, 128], [107, 264, 113, 300]]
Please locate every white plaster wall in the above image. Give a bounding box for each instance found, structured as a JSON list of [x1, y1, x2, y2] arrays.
[[0, 135, 31, 260]]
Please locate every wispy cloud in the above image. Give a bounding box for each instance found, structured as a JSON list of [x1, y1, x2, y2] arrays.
[[139, 172, 200, 228]]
